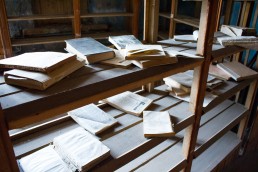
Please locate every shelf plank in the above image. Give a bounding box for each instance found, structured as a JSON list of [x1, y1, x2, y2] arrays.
[[211, 46, 246, 61], [7, 15, 74, 21], [194, 103, 248, 157], [158, 31, 169, 40], [159, 12, 171, 19], [174, 15, 200, 28], [80, 12, 133, 18], [1, 58, 203, 129], [192, 131, 241, 172]]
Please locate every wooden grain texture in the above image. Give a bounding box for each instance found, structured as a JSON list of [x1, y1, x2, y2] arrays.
[[7, 14, 74, 21], [169, 0, 177, 38], [73, 0, 81, 38], [0, 0, 12, 57], [174, 15, 200, 28]]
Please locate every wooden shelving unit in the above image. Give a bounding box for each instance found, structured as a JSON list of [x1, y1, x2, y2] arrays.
[[0, 0, 140, 57], [0, 0, 257, 172]]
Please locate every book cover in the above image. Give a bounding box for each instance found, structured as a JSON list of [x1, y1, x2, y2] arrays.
[[4, 57, 85, 90], [68, 103, 118, 135], [103, 91, 153, 116], [143, 111, 175, 137], [100, 49, 132, 68], [19, 145, 72, 172], [0, 52, 76, 73], [125, 44, 166, 60], [53, 127, 110, 171], [65, 37, 115, 64], [220, 25, 256, 37], [217, 36, 258, 50], [217, 61, 258, 81], [209, 64, 231, 80], [108, 35, 142, 50]]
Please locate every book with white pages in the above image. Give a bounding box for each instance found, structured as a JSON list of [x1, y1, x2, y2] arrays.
[[143, 111, 175, 138], [68, 104, 118, 135], [100, 49, 132, 68], [103, 91, 153, 116], [53, 127, 110, 172], [19, 145, 72, 172], [108, 35, 142, 50]]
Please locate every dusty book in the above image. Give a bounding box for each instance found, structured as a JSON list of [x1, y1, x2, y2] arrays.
[[53, 127, 110, 172], [65, 37, 115, 64], [68, 103, 118, 135], [19, 145, 72, 172], [220, 25, 256, 37], [108, 35, 142, 50], [0, 52, 76, 73], [143, 111, 175, 138], [209, 64, 231, 80], [217, 61, 258, 81], [100, 49, 132, 68], [125, 44, 166, 60], [4, 57, 85, 90], [174, 30, 199, 42], [217, 36, 258, 50], [103, 91, 153, 116]]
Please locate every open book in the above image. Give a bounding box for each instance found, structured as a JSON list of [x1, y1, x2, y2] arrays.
[[103, 91, 153, 116], [217, 61, 258, 81], [65, 37, 115, 64], [68, 104, 118, 135], [143, 111, 175, 137], [4, 57, 85, 90], [0, 52, 76, 73], [100, 49, 132, 68], [53, 127, 110, 171], [125, 44, 166, 60]]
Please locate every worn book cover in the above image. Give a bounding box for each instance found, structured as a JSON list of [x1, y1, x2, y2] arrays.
[[65, 37, 115, 64], [0, 52, 76, 73], [217, 36, 258, 50], [19, 145, 72, 172], [100, 49, 132, 68], [220, 25, 256, 37], [4, 57, 85, 90], [125, 44, 166, 60], [68, 103, 118, 135], [217, 61, 258, 81], [108, 35, 142, 50], [209, 64, 231, 80], [103, 91, 153, 116], [53, 127, 110, 171], [143, 111, 175, 137]]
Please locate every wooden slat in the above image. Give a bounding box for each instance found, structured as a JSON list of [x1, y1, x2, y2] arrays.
[[73, 0, 81, 38], [132, 0, 140, 37], [194, 103, 248, 157], [191, 131, 241, 172], [1, 58, 202, 129], [159, 12, 171, 19], [7, 14, 74, 21], [80, 12, 134, 18], [174, 15, 200, 28]]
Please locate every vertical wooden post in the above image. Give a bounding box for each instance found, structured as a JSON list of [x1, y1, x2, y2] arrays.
[[143, 0, 159, 43], [73, 0, 81, 38], [224, 0, 233, 25], [169, 0, 177, 38], [0, 0, 12, 57], [0, 106, 19, 172], [182, 1, 220, 172], [132, 0, 140, 37], [215, 0, 223, 31]]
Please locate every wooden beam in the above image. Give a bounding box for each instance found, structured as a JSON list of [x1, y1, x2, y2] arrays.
[[215, 0, 223, 31], [0, 105, 19, 172], [132, 0, 140, 37], [224, 0, 233, 25], [73, 0, 81, 38], [182, 0, 220, 172], [0, 0, 12, 57], [169, 0, 178, 38]]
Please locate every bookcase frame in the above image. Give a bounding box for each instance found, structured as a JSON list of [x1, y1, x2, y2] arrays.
[[0, 0, 257, 172]]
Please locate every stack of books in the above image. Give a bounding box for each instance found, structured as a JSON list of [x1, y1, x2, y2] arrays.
[[0, 52, 85, 90], [108, 35, 178, 69], [19, 127, 110, 172]]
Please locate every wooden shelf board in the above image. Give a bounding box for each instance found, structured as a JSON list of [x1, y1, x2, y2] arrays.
[[7, 15, 74, 21], [192, 131, 241, 172], [1, 58, 203, 129], [158, 31, 169, 40], [194, 103, 248, 157], [174, 15, 200, 28], [204, 79, 254, 112], [80, 12, 133, 18], [211, 46, 246, 61], [159, 12, 171, 19]]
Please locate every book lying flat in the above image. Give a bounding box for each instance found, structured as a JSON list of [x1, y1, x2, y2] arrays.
[[143, 111, 175, 138], [53, 127, 110, 172], [103, 91, 153, 116], [65, 37, 115, 64], [100, 49, 132, 68], [209, 64, 231, 80], [68, 104, 118, 135], [217, 61, 258, 81], [108, 35, 142, 50], [217, 36, 258, 50], [4, 57, 85, 90], [163, 72, 192, 93], [0, 52, 76, 73], [19, 145, 72, 172], [125, 44, 166, 60], [220, 25, 256, 37]]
